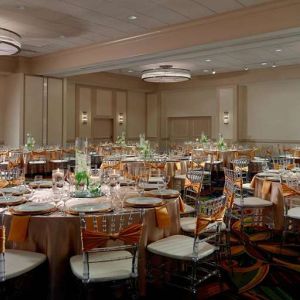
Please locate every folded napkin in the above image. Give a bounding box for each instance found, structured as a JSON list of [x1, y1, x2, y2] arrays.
[[0, 179, 9, 188], [178, 195, 185, 213], [8, 215, 30, 243], [250, 175, 257, 189], [155, 206, 171, 229], [261, 180, 272, 200], [281, 184, 300, 197]]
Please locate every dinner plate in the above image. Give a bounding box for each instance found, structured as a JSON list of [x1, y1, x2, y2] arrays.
[[0, 195, 26, 206], [267, 169, 280, 174], [125, 196, 163, 207], [67, 202, 112, 215], [11, 202, 57, 215], [1, 186, 31, 195], [29, 180, 53, 189], [145, 189, 179, 199], [148, 177, 163, 183]]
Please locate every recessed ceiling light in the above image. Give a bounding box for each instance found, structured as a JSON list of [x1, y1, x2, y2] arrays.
[[261, 62, 268, 66], [272, 63, 277, 68], [205, 59, 211, 62], [243, 66, 249, 71], [275, 48, 282, 52], [128, 15, 137, 20], [203, 69, 209, 73], [127, 70, 133, 73], [212, 69, 216, 75]]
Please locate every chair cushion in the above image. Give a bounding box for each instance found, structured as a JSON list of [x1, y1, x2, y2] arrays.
[[180, 217, 226, 233], [242, 183, 254, 191], [234, 197, 273, 208], [70, 250, 134, 282], [174, 174, 186, 180], [180, 203, 195, 215], [147, 235, 216, 261], [287, 207, 300, 220], [4, 249, 47, 280], [28, 160, 47, 165]]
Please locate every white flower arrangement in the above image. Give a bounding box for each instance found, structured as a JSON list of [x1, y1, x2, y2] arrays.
[[200, 132, 208, 143], [25, 133, 35, 151]]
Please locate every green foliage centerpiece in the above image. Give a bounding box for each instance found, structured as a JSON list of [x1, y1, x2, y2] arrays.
[[116, 131, 126, 146], [216, 133, 227, 150], [75, 138, 90, 193], [139, 134, 153, 161], [24, 133, 36, 151]]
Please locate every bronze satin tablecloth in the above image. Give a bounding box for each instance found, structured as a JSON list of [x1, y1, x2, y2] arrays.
[[253, 177, 284, 230], [4, 199, 180, 300]]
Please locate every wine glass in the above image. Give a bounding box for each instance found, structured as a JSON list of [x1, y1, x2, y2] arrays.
[[162, 173, 171, 191], [34, 175, 43, 190]]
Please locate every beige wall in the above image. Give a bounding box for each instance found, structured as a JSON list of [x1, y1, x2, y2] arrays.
[[160, 87, 218, 140], [0, 76, 5, 144], [239, 79, 300, 143], [3, 73, 24, 147]]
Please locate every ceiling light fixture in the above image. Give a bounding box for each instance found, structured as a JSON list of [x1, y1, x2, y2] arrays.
[[205, 59, 211, 62], [141, 65, 191, 83], [212, 69, 216, 75], [275, 48, 282, 52], [128, 15, 137, 20], [243, 66, 249, 71], [127, 70, 133, 73], [203, 69, 209, 73], [261, 62, 268, 66], [0, 28, 21, 55], [272, 62, 277, 68]]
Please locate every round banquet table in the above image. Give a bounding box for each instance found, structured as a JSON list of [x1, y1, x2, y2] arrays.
[[3, 190, 181, 300]]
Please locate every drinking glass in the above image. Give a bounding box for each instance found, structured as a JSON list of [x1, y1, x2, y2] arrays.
[[34, 175, 43, 190]]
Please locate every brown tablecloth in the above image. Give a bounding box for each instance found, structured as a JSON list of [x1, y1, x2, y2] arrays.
[[4, 197, 180, 300]]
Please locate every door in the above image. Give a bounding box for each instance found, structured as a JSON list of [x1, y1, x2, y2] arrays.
[[168, 116, 212, 144]]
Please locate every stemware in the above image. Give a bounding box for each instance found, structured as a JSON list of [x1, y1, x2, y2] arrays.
[[33, 175, 43, 190]]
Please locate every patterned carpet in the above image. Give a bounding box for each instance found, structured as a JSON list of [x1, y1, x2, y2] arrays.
[[146, 219, 300, 300]]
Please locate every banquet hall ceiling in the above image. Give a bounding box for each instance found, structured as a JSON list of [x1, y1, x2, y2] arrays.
[[0, 0, 274, 57], [2, 0, 300, 77]]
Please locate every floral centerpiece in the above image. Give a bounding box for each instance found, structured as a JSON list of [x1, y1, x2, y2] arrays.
[[138, 134, 153, 160], [74, 138, 90, 192], [24, 133, 35, 151], [200, 132, 209, 143], [116, 131, 126, 146], [216, 133, 227, 150]]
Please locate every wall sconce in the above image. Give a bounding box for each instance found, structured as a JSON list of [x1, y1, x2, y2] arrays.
[[118, 113, 124, 125], [81, 111, 88, 125], [223, 111, 229, 124]]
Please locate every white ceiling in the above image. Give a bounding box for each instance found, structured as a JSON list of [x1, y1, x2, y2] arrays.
[[0, 0, 273, 56], [2, 0, 299, 77], [111, 30, 300, 77]]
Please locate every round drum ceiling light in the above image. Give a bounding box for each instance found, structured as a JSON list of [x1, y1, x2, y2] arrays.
[[0, 27, 21, 55], [141, 65, 191, 83]]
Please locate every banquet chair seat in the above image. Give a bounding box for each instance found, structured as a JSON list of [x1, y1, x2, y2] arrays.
[[242, 182, 254, 194], [70, 250, 134, 282], [180, 203, 195, 215], [147, 234, 216, 261], [2, 249, 47, 281], [180, 217, 226, 233], [233, 196, 273, 208], [287, 207, 300, 219]]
